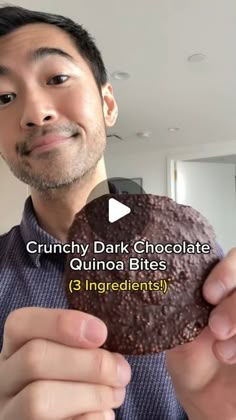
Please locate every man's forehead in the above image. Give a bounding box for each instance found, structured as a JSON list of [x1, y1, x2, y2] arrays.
[[0, 23, 86, 75], [0, 22, 72, 43], [0, 22, 99, 88], [0, 23, 77, 59]]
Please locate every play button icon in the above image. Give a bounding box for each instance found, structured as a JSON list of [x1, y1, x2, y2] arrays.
[[83, 178, 149, 243], [108, 198, 131, 223]]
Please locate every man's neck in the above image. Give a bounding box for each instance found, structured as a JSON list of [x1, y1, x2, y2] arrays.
[[30, 158, 109, 243]]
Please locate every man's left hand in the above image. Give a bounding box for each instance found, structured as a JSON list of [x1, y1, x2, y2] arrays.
[[166, 248, 236, 420]]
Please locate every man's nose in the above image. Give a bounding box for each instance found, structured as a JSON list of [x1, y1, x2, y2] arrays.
[[20, 92, 59, 128]]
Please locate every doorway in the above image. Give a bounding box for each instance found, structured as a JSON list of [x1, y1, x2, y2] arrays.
[[167, 153, 236, 253]]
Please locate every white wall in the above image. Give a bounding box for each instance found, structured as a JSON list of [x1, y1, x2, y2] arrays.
[[0, 160, 28, 235], [105, 139, 236, 197], [105, 145, 167, 196], [174, 161, 236, 253], [105, 139, 236, 254]]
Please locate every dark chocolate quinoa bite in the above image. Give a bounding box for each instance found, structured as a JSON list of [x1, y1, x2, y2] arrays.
[[64, 194, 221, 355]]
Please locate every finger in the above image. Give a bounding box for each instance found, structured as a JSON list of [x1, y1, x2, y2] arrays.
[[0, 339, 131, 396], [73, 409, 115, 420], [203, 247, 236, 304], [213, 335, 236, 364], [1, 307, 107, 359], [208, 290, 236, 340], [1, 381, 125, 420]]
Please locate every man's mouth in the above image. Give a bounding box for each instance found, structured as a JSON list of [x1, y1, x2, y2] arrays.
[[22, 132, 79, 156]]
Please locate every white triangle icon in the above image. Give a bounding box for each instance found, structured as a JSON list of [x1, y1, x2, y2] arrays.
[[108, 198, 131, 223]]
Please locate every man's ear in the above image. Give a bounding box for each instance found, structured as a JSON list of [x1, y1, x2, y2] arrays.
[[102, 83, 118, 127]]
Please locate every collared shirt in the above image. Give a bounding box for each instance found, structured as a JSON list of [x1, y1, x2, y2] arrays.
[[0, 195, 189, 419]]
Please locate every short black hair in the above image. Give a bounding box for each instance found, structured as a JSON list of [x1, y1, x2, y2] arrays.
[[0, 4, 108, 95]]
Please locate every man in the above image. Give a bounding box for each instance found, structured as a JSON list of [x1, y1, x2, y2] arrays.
[[0, 5, 235, 420]]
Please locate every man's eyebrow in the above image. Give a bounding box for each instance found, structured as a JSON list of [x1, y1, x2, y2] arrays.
[[0, 47, 77, 77]]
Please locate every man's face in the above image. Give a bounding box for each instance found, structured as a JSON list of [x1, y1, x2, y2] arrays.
[[0, 23, 117, 191]]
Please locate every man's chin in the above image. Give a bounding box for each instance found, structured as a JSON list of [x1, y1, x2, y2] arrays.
[[8, 146, 105, 192], [27, 176, 84, 192]]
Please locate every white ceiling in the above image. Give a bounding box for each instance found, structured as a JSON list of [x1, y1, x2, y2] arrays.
[[2, 0, 236, 150]]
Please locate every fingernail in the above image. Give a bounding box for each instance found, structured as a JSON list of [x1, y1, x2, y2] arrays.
[[114, 387, 125, 403], [115, 354, 131, 385], [204, 281, 225, 303], [216, 339, 236, 361], [82, 318, 106, 343], [209, 313, 231, 337]]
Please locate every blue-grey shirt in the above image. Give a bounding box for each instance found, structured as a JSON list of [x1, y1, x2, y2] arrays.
[[0, 195, 189, 419]]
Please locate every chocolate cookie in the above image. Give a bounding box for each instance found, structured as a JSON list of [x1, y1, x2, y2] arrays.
[[64, 194, 221, 355]]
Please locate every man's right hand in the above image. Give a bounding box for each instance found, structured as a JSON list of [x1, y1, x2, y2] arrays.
[[0, 307, 131, 420]]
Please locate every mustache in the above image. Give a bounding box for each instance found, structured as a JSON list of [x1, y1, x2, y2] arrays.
[[16, 126, 79, 156]]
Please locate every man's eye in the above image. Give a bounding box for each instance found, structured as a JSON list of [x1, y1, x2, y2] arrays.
[[48, 75, 70, 85], [0, 94, 15, 105], [0, 75, 69, 106]]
